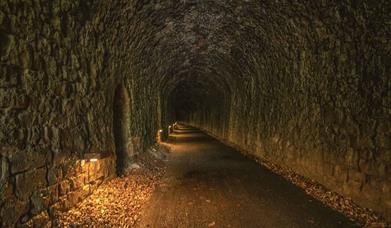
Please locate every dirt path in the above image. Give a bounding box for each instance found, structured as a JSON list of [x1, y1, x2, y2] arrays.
[[138, 126, 359, 228]]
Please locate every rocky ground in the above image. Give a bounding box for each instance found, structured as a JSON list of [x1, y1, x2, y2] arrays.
[[55, 145, 168, 227]]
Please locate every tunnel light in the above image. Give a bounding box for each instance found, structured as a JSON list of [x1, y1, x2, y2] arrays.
[[83, 153, 102, 162]]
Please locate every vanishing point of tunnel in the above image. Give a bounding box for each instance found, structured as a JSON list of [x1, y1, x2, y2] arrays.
[[0, 0, 390, 227]]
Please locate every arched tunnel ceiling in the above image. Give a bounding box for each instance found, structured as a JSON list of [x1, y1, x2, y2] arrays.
[[91, 0, 389, 122], [98, 0, 300, 92], [92, 0, 389, 96], [77, 0, 390, 123]]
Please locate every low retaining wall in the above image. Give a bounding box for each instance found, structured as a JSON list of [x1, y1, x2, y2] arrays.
[[0, 155, 115, 227]]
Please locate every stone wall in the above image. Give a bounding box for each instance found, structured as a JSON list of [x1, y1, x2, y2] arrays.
[[0, 0, 389, 225], [0, 0, 162, 226], [182, 1, 390, 221], [1, 156, 115, 227]]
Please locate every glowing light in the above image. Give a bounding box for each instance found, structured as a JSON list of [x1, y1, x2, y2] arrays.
[[83, 153, 103, 162], [159, 129, 163, 133], [169, 125, 172, 128]]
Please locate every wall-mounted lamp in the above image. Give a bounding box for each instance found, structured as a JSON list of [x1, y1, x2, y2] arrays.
[[157, 129, 164, 142], [83, 153, 103, 162]]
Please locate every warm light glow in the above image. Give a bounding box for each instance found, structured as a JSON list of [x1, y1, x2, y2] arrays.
[[84, 153, 102, 161], [169, 125, 172, 128], [159, 129, 163, 133]]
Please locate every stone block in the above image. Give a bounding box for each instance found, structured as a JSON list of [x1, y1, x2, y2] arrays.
[[81, 160, 89, 173], [0, 197, 29, 227], [381, 182, 390, 194], [377, 163, 386, 176], [0, 10, 3, 25], [62, 161, 82, 179], [10, 150, 46, 174], [348, 169, 365, 183], [15, 168, 47, 201], [12, 94, 30, 110], [89, 177, 103, 191], [89, 162, 105, 181], [0, 89, 11, 107], [47, 166, 62, 185], [97, 157, 115, 179], [66, 188, 89, 209], [0, 156, 10, 196], [52, 150, 67, 166], [70, 174, 87, 190], [0, 33, 15, 59], [0, 178, 13, 203], [47, 184, 59, 205], [59, 180, 70, 196], [343, 181, 360, 196], [30, 190, 50, 215], [333, 164, 343, 177], [360, 159, 378, 175]]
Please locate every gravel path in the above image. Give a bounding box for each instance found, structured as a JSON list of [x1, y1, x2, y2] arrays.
[[138, 127, 360, 228], [56, 126, 388, 227]]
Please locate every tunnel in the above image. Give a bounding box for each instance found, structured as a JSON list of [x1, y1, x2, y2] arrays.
[[0, 0, 390, 227]]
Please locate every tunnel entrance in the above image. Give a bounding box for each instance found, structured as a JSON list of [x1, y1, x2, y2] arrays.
[[113, 84, 131, 174]]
